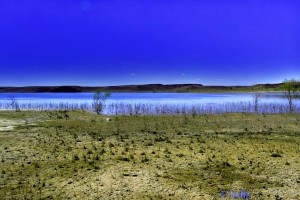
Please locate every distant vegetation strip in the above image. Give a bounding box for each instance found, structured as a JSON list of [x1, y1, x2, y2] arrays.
[[0, 83, 286, 93]]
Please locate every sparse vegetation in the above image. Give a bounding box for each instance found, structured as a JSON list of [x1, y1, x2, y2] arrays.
[[9, 96, 20, 112], [253, 91, 261, 113], [92, 89, 111, 114], [0, 110, 299, 199], [281, 79, 300, 113]]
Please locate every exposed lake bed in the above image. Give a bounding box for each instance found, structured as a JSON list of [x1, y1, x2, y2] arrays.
[[0, 111, 299, 199], [0, 91, 300, 199]]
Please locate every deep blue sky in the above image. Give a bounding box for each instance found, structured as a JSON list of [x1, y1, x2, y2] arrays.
[[0, 0, 299, 86]]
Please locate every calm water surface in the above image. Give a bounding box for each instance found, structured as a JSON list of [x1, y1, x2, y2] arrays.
[[0, 92, 299, 114]]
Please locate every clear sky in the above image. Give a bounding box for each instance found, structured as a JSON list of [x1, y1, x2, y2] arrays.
[[0, 0, 299, 86]]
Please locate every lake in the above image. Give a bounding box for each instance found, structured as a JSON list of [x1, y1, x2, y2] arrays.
[[0, 92, 299, 114]]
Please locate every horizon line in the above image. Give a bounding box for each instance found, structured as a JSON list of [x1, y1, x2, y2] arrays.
[[0, 82, 285, 88]]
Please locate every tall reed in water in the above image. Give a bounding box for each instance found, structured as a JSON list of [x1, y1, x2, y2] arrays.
[[0, 101, 298, 114]]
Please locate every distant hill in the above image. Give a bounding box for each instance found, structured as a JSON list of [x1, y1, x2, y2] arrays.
[[251, 83, 282, 88], [0, 83, 287, 93]]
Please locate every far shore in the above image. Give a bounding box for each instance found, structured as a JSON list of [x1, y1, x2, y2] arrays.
[[0, 83, 285, 93]]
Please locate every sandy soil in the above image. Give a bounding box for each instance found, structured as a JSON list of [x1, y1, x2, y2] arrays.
[[0, 119, 25, 131]]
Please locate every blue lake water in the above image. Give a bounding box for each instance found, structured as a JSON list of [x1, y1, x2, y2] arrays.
[[0, 92, 299, 114]]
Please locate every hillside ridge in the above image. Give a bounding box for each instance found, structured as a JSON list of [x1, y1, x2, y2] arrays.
[[0, 83, 286, 93]]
